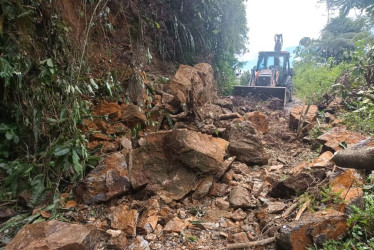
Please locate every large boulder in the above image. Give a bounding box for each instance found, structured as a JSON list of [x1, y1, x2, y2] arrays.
[[222, 121, 268, 165], [168, 64, 217, 117], [165, 129, 229, 173], [73, 152, 131, 204], [276, 210, 348, 250], [317, 127, 367, 152], [243, 111, 269, 134], [129, 131, 204, 203], [5, 220, 101, 250]]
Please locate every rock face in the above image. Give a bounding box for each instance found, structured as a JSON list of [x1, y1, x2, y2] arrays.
[[317, 127, 367, 152], [289, 105, 318, 131], [243, 111, 269, 134], [276, 210, 348, 250], [5, 220, 100, 250], [223, 121, 268, 165], [73, 152, 131, 204], [165, 129, 229, 173]]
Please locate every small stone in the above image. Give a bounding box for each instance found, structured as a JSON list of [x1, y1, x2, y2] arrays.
[[210, 183, 229, 197], [192, 176, 214, 200], [163, 217, 188, 233], [229, 186, 257, 209], [215, 198, 230, 210], [266, 201, 287, 214], [110, 205, 138, 237], [227, 232, 249, 243], [230, 208, 247, 221]]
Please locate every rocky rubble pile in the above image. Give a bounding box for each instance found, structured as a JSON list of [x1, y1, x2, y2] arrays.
[[5, 64, 373, 250]]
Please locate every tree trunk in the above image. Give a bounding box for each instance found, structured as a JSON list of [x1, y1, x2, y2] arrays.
[[332, 147, 374, 170]]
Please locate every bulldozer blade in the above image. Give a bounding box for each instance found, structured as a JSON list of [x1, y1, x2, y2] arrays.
[[233, 86, 287, 106]]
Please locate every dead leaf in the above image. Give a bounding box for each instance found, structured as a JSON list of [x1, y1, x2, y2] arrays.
[[65, 200, 77, 208], [40, 210, 51, 218]]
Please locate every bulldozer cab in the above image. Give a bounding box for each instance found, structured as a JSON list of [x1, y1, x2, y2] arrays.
[[256, 51, 291, 83]]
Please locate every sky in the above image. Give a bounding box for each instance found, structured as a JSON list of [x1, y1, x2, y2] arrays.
[[239, 0, 329, 65]]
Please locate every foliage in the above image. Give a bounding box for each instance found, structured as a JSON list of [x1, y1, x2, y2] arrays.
[[239, 70, 251, 86]]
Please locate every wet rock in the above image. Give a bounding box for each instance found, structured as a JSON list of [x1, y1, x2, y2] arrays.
[[130, 131, 202, 203], [229, 186, 257, 209], [5, 220, 100, 250], [163, 217, 188, 233], [289, 105, 318, 131], [192, 176, 214, 200], [110, 204, 139, 237], [330, 169, 364, 213], [74, 152, 130, 204], [121, 103, 147, 129], [93, 101, 121, 121], [230, 208, 247, 221], [223, 121, 268, 165], [269, 170, 326, 198], [243, 111, 269, 134], [276, 210, 348, 250], [317, 127, 367, 152], [165, 129, 228, 173]]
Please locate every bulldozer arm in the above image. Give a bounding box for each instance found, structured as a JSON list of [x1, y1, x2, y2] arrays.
[[233, 86, 288, 106]]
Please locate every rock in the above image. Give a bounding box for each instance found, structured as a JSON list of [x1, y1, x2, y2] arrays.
[[74, 152, 130, 204], [120, 136, 132, 150], [197, 103, 223, 120], [231, 208, 247, 221], [165, 129, 228, 173], [163, 217, 188, 233], [210, 183, 229, 197], [218, 113, 242, 120], [121, 103, 147, 129], [215, 198, 230, 210], [227, 232, 250, 243], [223, 121, 268, 165], [137, 198, 160, 234], [276, 210, 348, 250], [81, 118, 107, 132], [128, 236, 150, 250], [317, 127, 367, 152], [290, 151, 334, 175], [129, 131, 202, 203], [229, 186, 257, 209], [326, 96, 344, 114], [251, 178, 264, 196], [192, 176, 214, 200], [86, 140, 119, 152], [243, 111, 269, 134], [106, 123, 128, 135], [214, 98, 233, 110], [330, 169, 364, 213], [106, 230, 127, 249], [162, 92, 174, 104], [110, 204, 139, 237], [93, 101, 121, 121], [289, 105, 318, 131], [324, 112, 336, 123], [91, 133, 111, 141], [266, 201, 287, 214], [269, 170, 326, 198], [215, 156, 236, 179], [231, 161, 251, 175], [194, 63, 218, 104], [5, 220, 100, 250]]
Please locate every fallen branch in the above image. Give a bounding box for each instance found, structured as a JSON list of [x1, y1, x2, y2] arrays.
[[282, 201, 299, 218], [332, 147, 374, 170], [295, 198, 310, 221], [226, 237, 275, 249]]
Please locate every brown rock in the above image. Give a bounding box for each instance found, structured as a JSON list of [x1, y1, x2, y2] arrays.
[[290, 151, 334, 175], [121, 103, 147, 129], [214, 98, 233, 110], [330, 169, 364, 213], [269, 170, 326, 198], [231, 208, 247, 221], [106, 123, 128, 135], [215, 198, 230, 210], [91, 133, 111, 141], [289, 105, 318, 131], [106, 230, 127, 249], [81, 118, 107, 132], [137, 199, 160, 234], [93, 101, 121, 121], [210, 183, 230, 197], [223, 121, 268, 165], [243, 111, 269, 134], [86, 140, 119, 152], [276, 210, 348, 249], [110, 205, 139, 237], [73, 152, 130, 204], [231, 161, 251, 175], [317, 127, 367, 152], [198, 103, 223, 120], [194, 63, 218, 104], [326, 96, 344, 114], [324, 112, 336, 123], [162, 92, 174, 104], [192, 176, 214, 200], [165, 129, 228, 173], [227, 232, 250, 243], [163, 217, 188, 233], [130, 131, 202, 203], [229, 186, 257, 209], [5, 220, 100, 250], [266, 201, 287, 214]]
